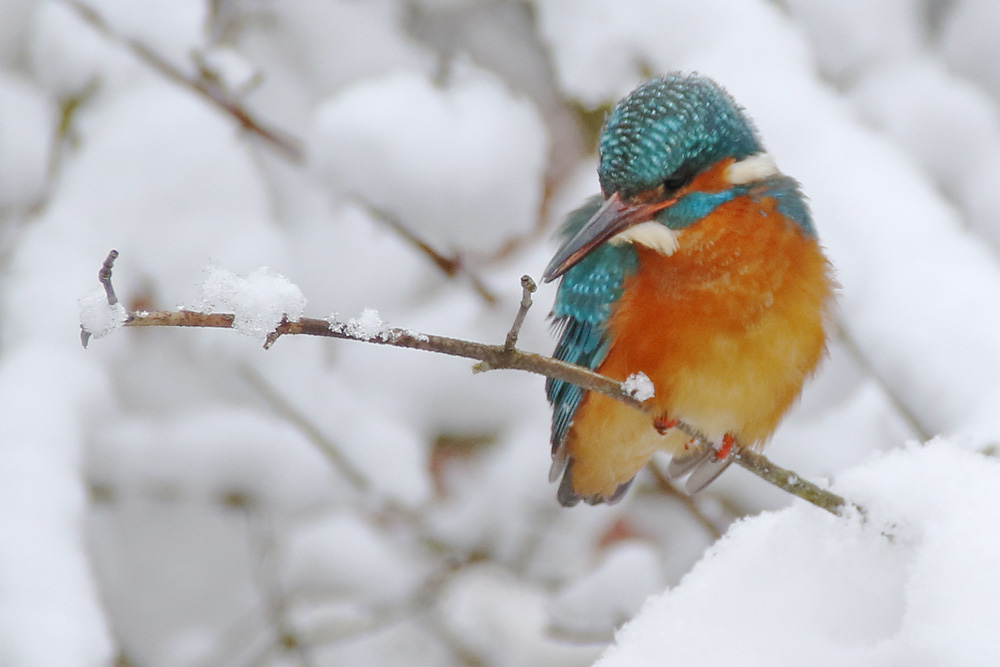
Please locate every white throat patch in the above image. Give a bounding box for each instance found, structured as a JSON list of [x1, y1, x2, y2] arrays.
[[724, 152, 779, 184], [609, 221, 680, 256]]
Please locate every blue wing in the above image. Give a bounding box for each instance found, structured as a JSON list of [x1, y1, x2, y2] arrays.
[[546, 196, 639, 457]]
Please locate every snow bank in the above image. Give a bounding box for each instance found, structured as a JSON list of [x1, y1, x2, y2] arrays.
[[598, 440, 1000, 666]]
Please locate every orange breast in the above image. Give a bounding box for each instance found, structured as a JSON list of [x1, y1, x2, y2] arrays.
[[564, 194, 835, 500]]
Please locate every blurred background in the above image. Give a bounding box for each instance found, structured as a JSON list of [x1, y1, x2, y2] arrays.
[[2, 0, 1000, 664]]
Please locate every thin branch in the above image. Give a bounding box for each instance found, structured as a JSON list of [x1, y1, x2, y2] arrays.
[[504, 275, 536, 351], [81, 249, 123, 348], [732, 448, 850, 515], [356, 200, 499, 305], [90, 251, 861, 518], [836, 322, 931, 441], [58, 0, 303, 162], [244, 509, 313, 667], [98, 249, 120, 305], [239, 365, 371, 493]]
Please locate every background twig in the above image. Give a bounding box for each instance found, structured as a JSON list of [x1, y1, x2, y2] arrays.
[[59, 0, 501, 306], [58, 0, 304, 162]]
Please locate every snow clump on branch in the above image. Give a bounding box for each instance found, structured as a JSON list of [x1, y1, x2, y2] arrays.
[[189, 265, 306, 341]]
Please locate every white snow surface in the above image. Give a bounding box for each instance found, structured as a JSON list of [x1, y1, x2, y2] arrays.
[[3, 0, 1000, 664], [599, 440, 1000, 667]]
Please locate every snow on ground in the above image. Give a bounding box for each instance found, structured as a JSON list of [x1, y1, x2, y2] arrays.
[[599, 440, 1000, 667], [2, 0, 1000, 665]]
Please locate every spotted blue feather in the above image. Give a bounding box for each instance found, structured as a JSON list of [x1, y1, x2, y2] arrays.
[[599, 74, 761, 198]]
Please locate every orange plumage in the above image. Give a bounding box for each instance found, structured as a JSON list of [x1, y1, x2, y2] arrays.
[[564, 163, 834, 499]]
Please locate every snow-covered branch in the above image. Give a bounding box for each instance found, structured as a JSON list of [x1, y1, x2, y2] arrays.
[[84, 250, 859, 518]]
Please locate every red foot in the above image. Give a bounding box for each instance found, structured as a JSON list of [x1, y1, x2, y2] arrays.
[[653, 415, 678, 434], [716, 433, 735, 461]]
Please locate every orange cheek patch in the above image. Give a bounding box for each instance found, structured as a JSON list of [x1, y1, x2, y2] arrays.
[[679, 158, 739, 195]]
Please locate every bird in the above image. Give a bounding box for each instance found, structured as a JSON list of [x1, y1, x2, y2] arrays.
[[543, 73, 835, 507]]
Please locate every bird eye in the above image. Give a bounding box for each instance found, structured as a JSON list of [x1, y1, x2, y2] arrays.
[[662, 172, 692, 193]]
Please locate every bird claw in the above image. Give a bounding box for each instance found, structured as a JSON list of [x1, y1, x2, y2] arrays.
[[685, 455, 732, 494], [653, 414, 678, 435], [665, 444, 713, 478], [665, 433, 736, 493], [715, 433, 735, 460]]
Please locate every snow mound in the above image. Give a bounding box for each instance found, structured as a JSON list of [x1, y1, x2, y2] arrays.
[[598, 439, 1000, 666]]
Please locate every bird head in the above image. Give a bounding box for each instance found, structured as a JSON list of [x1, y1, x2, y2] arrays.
[[544, 74, 770, 282]]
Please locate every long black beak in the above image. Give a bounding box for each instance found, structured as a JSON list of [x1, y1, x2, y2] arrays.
[[542, 192, 676, 282]]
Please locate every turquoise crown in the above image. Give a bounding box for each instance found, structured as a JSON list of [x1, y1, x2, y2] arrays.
[[598, 74, 762, 198]]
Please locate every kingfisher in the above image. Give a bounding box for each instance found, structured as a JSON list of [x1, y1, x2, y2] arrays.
[[544, 73, 834, 506]]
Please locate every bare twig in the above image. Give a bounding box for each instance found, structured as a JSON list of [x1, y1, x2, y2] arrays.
[[836, 322, 931, 441], [82, 248, 124, 348], [356, 200, 499, 305], [239, 365, 371, 493], [58, 0, 303, 162], [244, 510, 313, 667], [732, 448, 848, 515], [89, 251, 860, 518], [98, 248, 120, 305], [504, 275, 536, 351]]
